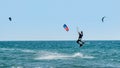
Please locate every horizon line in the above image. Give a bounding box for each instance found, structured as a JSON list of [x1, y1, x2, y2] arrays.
[[0, 39, 120, 41]]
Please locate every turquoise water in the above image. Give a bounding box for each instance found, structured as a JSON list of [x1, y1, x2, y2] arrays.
[[0, 41, 120, 68]]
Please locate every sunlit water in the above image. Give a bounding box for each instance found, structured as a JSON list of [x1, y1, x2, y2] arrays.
[[0, 41, 120, 68]]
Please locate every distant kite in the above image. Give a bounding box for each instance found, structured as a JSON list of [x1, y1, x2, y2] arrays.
[[63, 24, 69, 31], [102, 16, 106, 22], [9, 17, 12, 21]]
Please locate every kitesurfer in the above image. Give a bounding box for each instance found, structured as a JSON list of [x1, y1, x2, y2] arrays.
[[76, 31, 84, 47]]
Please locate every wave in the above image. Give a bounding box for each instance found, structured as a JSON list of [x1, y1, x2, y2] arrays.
[[35, 51, 95, 60], [20, 49, 35, 53], [0, 48, 15, 51], [72, 52, 94, 58], [0, 48, 35, 53], [11, 66, 45, 68], [11, 66, 23, 68]]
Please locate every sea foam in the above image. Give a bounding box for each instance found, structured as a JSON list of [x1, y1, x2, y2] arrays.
[[35, 51, 95, 60]]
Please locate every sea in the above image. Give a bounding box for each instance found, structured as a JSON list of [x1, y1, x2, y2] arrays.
[[0, 41, 120, 68]]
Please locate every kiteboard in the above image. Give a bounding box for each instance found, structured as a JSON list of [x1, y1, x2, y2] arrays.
[[77, 41, 85, 47]]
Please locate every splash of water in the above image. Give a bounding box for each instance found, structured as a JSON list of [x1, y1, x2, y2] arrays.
[[35, 51, 95, 60]]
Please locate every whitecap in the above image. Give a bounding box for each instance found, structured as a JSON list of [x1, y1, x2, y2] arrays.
[[11, 66, 23, 68], [34, 51, 95, 60], [0, 48, 35, 53]]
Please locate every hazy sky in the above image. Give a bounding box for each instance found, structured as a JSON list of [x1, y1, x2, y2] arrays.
[[0, 0, 120, 40]]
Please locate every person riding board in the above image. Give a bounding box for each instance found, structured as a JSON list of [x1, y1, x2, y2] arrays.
[[76, 31, 84, 47]]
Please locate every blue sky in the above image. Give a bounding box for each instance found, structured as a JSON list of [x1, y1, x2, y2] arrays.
[[0, 0, 120, 40]]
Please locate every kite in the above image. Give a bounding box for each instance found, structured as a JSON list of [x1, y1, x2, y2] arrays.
[[102, 16, 106, 22], [9, 17, 12, 21], [63, 24, 69, 31]]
